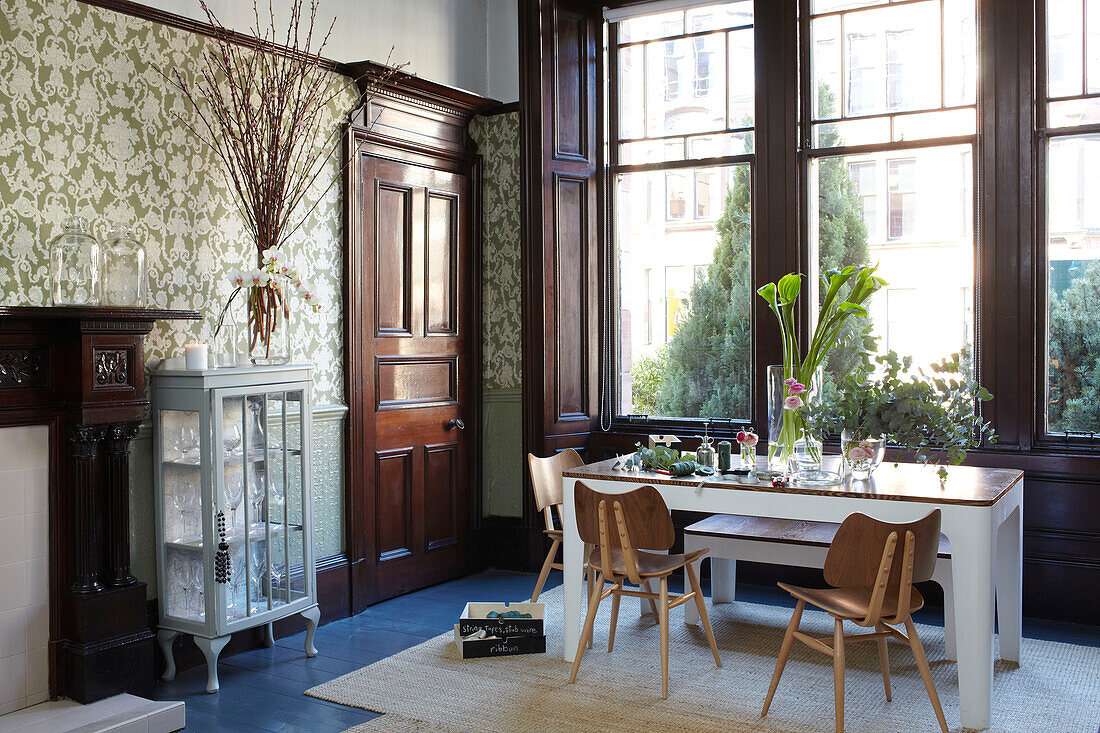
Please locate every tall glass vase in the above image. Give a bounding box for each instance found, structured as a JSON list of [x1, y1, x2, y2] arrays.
[[765, 365, 837, 485], [247, 286, 291, 366]]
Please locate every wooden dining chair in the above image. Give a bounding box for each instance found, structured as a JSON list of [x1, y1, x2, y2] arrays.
[[527, 449, 585, 603], [761, 509, 948, 733], [568, 481, 722, 699]]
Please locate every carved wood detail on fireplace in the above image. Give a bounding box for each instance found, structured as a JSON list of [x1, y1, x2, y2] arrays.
[[0, 306, 198, 704]]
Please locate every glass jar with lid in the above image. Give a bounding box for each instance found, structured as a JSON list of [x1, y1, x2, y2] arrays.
[[101, 223, 148, 306], [49, 215, 101, 306]]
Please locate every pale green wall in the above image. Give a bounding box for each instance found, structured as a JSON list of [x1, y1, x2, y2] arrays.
[[0, 0, 353, 598]]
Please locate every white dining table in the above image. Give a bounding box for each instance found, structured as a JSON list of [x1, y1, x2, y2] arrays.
[[561, 457, 1023, 731]]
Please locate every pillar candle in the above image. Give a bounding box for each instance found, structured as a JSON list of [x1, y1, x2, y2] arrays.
[[184, 343, 208, 370]]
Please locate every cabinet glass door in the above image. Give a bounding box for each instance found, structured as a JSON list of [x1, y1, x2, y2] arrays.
[[217, 388, 310, 624], [159, 408, 206, 624]]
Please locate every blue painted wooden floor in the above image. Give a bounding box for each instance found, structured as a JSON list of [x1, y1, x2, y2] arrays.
[[152, 569, 1100, 732]]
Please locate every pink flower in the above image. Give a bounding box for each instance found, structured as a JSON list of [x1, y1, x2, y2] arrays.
[[784, 377, 796, 386], [783, 395, 804, 410], [743, 432, 759, 448], [848, 446, 875, 461], [736, 430, 747, 444], [787, 382, 806, 395]]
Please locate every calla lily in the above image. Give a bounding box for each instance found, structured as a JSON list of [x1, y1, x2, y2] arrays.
[[783, 395, 804, 410]]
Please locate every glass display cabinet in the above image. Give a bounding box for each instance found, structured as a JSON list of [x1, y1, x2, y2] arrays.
[[151, 360, 319, 693]]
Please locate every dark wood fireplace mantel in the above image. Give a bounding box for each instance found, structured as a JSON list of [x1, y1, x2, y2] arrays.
[[0, 305, 199, 703]]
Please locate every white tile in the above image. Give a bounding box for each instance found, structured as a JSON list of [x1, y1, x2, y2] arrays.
[[0, 518, 26, 566], [0, 608, 26, 657], [23, 514, 46, 562], [0, 430, 26, 472], [22, 470, 47, 515], [146, 701, 184, 733], [0, 472, 23, 520], [22, 560, 46, 607], [23, 605, 47, 653], [0, 564, 25, 612], [0, 653, 27, 706], [24, 650, 46, 700], [21, 430, 47, 472], [0, 699, 23, 718]]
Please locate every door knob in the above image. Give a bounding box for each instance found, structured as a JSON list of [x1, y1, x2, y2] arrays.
[[446, 418, 465, 431]]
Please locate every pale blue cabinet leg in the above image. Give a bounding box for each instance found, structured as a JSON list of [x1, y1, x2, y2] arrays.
[[195, 635, 231, 694], [302, 606, 321, 657], [157, 629, 179, 681]]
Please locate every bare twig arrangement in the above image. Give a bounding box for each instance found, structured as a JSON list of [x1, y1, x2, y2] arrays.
[[159, 0, 406, 360]]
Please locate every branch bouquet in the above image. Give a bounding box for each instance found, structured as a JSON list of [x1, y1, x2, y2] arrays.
[[159, 0, 404, 363], [757, 266, 885, 474]]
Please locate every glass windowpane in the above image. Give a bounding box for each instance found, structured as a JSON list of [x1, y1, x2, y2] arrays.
[[616, 164, 752, 419], [1046, 134, 1100, 434], [1048, 0, 1085, 98]]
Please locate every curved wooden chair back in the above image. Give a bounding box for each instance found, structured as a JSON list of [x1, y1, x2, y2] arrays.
[[574, 482, 674, 585], [824, 509, 941, 625], [528, 449, 584, 530]]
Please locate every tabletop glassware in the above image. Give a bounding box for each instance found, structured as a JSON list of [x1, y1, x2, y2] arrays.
[[223, 424, 242, 458], [225, 470, 244, 536]]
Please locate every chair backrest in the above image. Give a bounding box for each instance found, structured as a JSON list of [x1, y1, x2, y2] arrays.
[[824, 509, 941, 624], [528, 449, 584, 529], [574, 482, 675, 584]]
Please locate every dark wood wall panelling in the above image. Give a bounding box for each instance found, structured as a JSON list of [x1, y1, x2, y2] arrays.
[[519, 0, 602, 564], [520, 0, 1100, 626]]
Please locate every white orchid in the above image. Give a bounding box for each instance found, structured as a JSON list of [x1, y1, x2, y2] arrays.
[[248, 269, 271, 288], [229, 269, 246, 288]]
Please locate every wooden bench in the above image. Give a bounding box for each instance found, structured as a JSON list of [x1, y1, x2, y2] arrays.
[[682, 514, 957, 660]]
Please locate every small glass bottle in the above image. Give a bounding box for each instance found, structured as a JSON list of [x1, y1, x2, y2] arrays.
[[101, 223, 147, 306], [49, 215, 101, 305]]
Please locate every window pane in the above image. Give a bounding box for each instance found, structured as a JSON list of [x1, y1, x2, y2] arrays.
[[1089, 0, 1100, 92], [619, 10, 683, 44], [646, 36, 727, 138], [728, 28, 754, 127], [618, 46, 645, 139], [686, 1, 752, 33], [809, 145, 974, 388], [616, 165, 752, 419], [1048, 0, 1085, 98], [1046, 134, 1100, 434]]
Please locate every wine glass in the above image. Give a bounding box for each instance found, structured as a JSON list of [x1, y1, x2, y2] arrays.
[[269, 474, 286, 521], [224, 470, 244, 537], [248, 467, 266, 525], [249, 545, 268, 602], [223, 424, 242, 458], [270, 561, 287, 606], [186, 556, 205, 620], [179, 481, 199, 539], [227, 551, 245, 619]]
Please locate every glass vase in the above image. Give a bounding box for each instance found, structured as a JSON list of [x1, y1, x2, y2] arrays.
[[766, 365, 801, 470], [49, 215, 101, 305], [841, 430, 886, 480], [101, 223, 147, 306], [247, 286, 291, 366], [739, 443, 756, 469]]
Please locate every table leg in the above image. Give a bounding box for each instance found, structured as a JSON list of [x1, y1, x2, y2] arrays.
[[995, 504, 1023, 664], [562, 478, 583, 663], [949, 517, 996, 730], [712, 557, 736, 605]]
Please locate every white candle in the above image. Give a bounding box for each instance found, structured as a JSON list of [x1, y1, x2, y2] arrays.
[[184, 343, 208, 370]]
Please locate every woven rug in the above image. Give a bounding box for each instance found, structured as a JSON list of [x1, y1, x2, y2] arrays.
[[307, 585, 1100, 732]]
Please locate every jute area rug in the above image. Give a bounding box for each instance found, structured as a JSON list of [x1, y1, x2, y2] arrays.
[[307, 585, 1100, 733]]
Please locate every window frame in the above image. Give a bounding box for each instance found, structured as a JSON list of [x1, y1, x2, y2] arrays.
[[606, 7, 757, 427], [1035, 0, 1100, 448]]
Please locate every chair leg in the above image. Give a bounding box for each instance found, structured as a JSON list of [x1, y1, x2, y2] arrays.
[[569, 572, 605, 684], [833, 617, 845, 733], [875, 623, 892, 702], [659, 576, 670, 699], [608, 582, 622, 652], [762, 598, 804, 717], [641, 579, 659, 617], [586, 567, 596, 649], [905, 617, 949, 733], [686, 562, 721, 668], [531, 539, 560, 603]]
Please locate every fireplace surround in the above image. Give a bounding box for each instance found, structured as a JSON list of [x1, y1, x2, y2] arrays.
[[0, 306, 198, 703]]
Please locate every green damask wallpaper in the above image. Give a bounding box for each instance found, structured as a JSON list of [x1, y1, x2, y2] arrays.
[[470, 112, 522, 390], [0, 0, 355, 405]]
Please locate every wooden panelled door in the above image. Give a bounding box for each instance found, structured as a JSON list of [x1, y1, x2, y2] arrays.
[[357, 152, 472, 602]]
